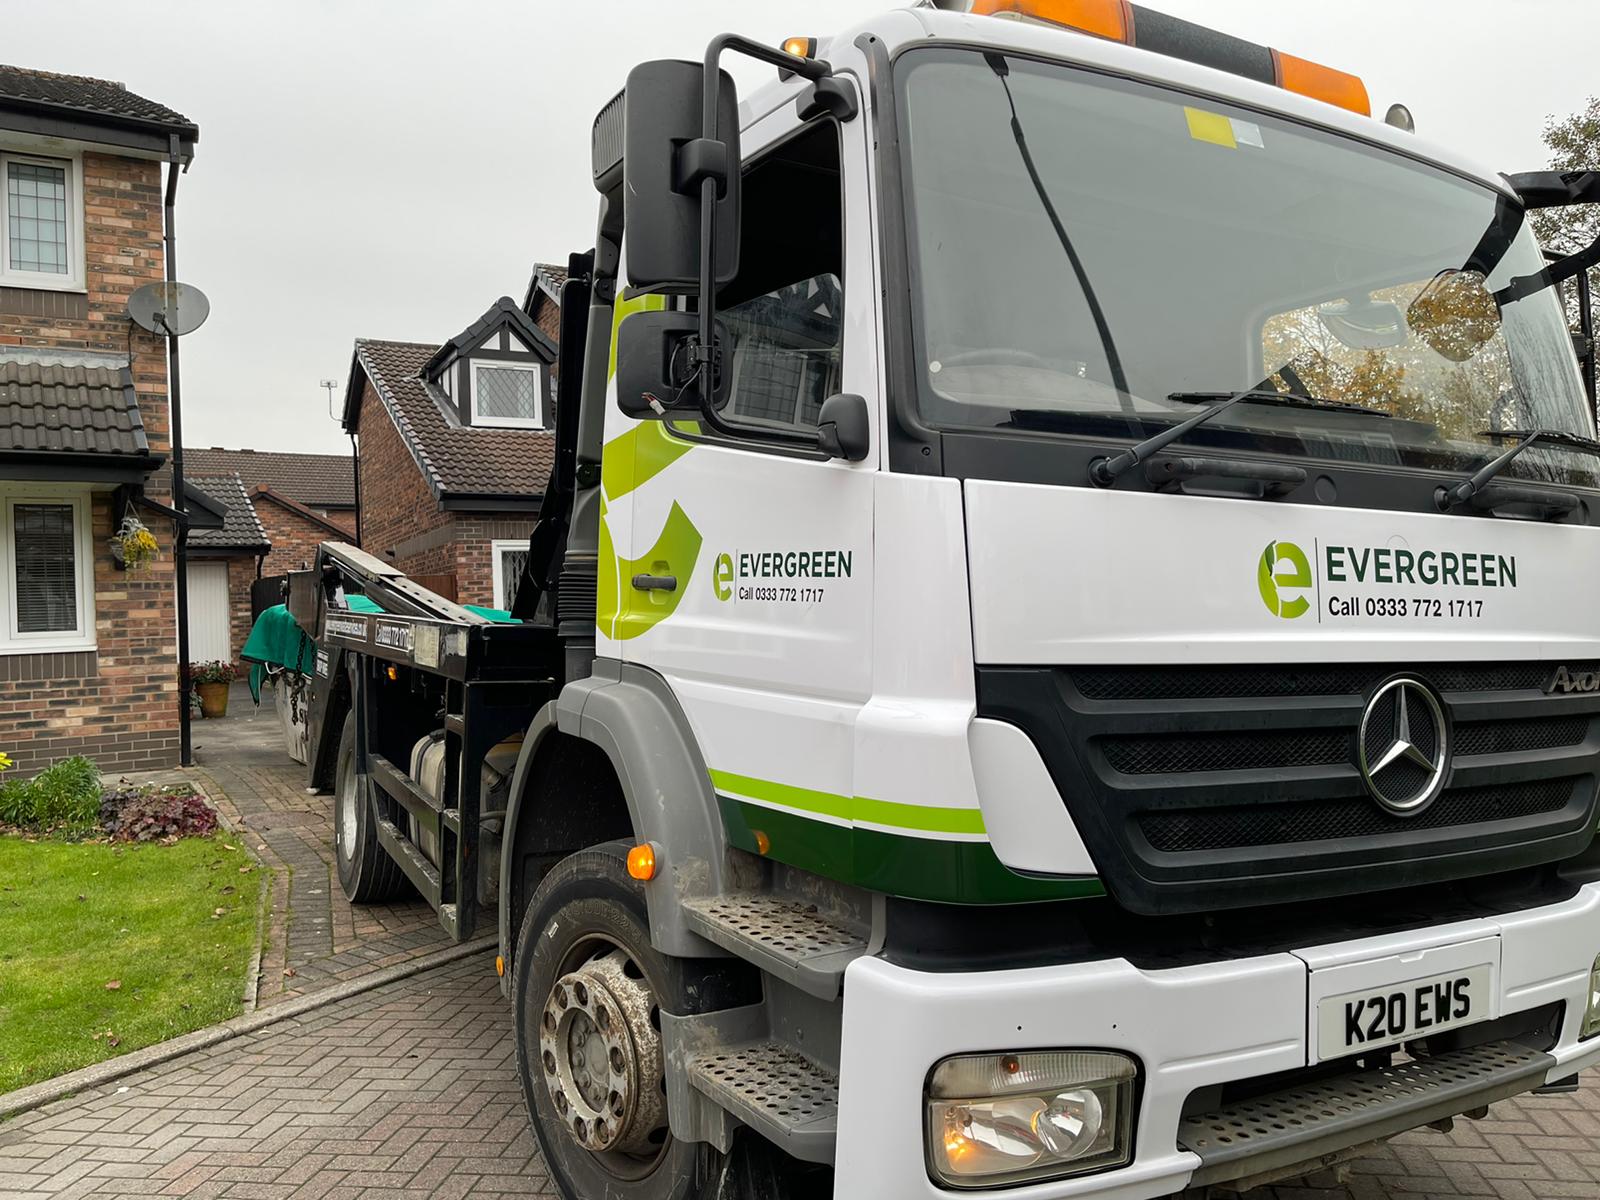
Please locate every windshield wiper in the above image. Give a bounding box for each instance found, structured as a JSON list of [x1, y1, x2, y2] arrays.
[[986, 53, 1133, 415], [1435, 428, 1600, 514], [1171, 391, 1393, 417], [1089, 389, 1277, 485], [1090, 388, 1390, 486]]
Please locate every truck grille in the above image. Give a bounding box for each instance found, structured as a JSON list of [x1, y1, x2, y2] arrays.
[[977, 662, 1600, 915], [1103, 716, 1590, 776], [1140, 777, 1577, 853]]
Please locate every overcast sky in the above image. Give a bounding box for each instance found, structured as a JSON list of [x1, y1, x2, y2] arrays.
[[13, 0, 1600, 454]]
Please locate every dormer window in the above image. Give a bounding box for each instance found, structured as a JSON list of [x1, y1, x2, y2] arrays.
[[420, 296, 557, 430], [470, 360, 544, 428]]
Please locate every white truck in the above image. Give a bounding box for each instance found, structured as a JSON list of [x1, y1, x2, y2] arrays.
[[287, 2, 1600, 1196]]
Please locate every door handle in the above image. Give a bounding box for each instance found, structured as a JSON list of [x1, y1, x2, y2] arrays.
[[632, 573, 678, 593]]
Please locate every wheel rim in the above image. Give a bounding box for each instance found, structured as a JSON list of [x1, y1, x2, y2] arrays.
[[536, 935, 669, 1176], [337, 751, 358, 863]]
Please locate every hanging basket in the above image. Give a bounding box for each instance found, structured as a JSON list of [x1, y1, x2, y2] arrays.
[[111, 515, 160, 572]]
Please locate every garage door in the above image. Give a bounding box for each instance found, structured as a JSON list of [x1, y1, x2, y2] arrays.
[[186, 561, 232, 663]]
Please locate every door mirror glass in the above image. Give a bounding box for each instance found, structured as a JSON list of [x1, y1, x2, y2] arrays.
[[1406, 269, 1502, 363], [616, 309, 731, 419], [623, 59, 741, 289]]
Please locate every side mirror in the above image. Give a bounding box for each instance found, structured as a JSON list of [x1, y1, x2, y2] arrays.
[[816, 393, 870, 461], [616, 309, 732, 419], [623, 60, 741, 289]]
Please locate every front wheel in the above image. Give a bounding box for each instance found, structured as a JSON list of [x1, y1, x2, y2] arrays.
[[511, 845, 750, 1200]]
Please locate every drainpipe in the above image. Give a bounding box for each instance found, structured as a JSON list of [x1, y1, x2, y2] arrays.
[[349, 431, 362, 547], [164, 133, 194, 767]]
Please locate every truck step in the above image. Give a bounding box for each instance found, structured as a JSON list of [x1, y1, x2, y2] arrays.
[[681, 894, 867, 999], [688, 1041, 838, 1164]]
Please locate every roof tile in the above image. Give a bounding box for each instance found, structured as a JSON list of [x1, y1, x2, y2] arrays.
[[185, 473, 270, 551], [184, 447, 355, 508], [0, 360, 149, 456], [0, 63, 196, 134]]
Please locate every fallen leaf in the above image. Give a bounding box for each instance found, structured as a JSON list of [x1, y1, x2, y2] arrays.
[[283, 967, 297, 978], [221, 844, 236, 851], [107, 1035, 121, 1048], [104, 980, 121, 991], [220, 885, 235, 896], [211, 907, 226, 919], [77, 894, 86, 902], [239, 865, 252, 874]]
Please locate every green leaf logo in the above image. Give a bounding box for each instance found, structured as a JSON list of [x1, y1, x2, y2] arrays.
[[1258, 539, 1312, 619], [713, 552, 734, 602]]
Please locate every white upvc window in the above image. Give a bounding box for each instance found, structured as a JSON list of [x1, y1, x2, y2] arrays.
[[490, 539, 529, 612], [1, 151, 85, 292], [469, 360, 544, 428], [0, 488, 96, 654]]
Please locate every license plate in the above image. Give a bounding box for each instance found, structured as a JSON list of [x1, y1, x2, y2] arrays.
[[1316, 963, 1492, 1059]]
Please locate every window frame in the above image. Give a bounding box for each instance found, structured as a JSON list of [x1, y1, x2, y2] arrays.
[[469, 359, 545, 429], [659, 116, 847, 460], [489, 538, 527, 611], [1, 487, 96, 654], [0, 150, 86, 293]]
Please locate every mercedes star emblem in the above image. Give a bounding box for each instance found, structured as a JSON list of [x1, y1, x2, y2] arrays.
[[1357, 677, 1450, 815]]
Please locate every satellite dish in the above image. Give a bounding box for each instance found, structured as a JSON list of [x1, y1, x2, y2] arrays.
[[127, 281, 210, 337]]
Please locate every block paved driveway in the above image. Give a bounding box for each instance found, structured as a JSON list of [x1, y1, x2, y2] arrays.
[[188, 684, 457, 1005], [3, 950, 1599, 1199]]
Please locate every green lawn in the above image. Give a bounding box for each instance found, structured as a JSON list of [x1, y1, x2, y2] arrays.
[[0, 835, 265, 1094]]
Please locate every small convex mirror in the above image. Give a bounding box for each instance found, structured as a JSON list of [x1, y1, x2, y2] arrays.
[[1407, 269, 1502, 363]]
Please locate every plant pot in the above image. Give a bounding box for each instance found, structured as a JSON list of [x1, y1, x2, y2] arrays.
[[196, 681, 230, 719]]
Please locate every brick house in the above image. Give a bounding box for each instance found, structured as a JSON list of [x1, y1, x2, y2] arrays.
[[341, 293, 558, 608], [183, 448, 357, 652], [182, 472, 268, 667], [0, 65, 198, 776], [184, 448, 357, 578]]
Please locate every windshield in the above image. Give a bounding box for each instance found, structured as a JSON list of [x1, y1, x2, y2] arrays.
[[897, 49, 1597, 487]]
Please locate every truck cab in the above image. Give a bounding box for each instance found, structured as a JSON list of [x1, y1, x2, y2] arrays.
[[300, 3, 1600, 1197]]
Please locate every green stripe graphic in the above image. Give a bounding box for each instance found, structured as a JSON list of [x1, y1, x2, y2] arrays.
[[708, 769, 988, 836]]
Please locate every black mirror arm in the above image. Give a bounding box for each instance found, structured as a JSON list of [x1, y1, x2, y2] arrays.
[[1495, 231, 1600, 307], [1507, 170, 1600, 209], [691, 32, 836, 450]]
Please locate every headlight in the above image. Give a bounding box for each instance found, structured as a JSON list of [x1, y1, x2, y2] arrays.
[[1583, 954, 1600, 1040], [926, 1051, 1137, 1188]]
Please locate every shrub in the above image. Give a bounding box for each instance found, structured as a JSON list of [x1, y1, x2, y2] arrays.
[[188, 660, 239, 685], [0, 756, 101, 832], [99, 782, 219, 842]]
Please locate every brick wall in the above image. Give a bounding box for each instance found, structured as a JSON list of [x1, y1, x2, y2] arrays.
[[0, 151, 180, 777], [0, 153, 172, 481], [225, 554, 258, 666], [355, 379, 453, 580], [454, 517, 535, 607], [3, 494, 180, 777], [254, 498, 350, 578]]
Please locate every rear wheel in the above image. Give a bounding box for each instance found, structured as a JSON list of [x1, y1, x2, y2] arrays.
[[332, 713, 410, 903], [512, 844, 748, 1199]]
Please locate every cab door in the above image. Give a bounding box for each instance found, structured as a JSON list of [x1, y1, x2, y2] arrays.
[[616, 108, 879, 884]]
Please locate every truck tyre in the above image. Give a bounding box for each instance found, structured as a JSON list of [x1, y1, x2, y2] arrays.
[[333, 713, 410, 903], [511, 844, 741, 1200]]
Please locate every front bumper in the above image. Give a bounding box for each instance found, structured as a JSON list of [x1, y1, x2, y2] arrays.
[[833, 882, 1600, 1199]]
